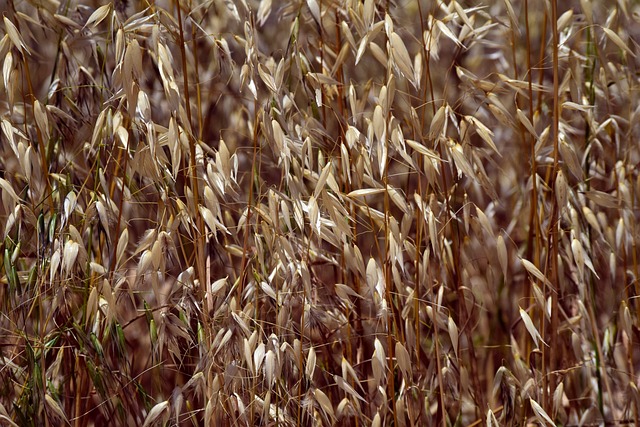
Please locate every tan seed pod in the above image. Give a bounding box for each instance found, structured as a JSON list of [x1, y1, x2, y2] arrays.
[[395, 342, 412, 381], [448, 316, 459, 358], [497, 234, 508, 279], [519, 307, 546, 348], [555, 169, 568, 211]]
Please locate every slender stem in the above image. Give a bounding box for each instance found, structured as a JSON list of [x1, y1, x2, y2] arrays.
[[545, 0, 560, 411], [523, 0, 539, 363], [175, 0, 205, 302]]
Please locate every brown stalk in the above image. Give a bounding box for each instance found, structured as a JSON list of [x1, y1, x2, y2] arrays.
[[537, 0, 562, 412], [175, 0, 206, 303]]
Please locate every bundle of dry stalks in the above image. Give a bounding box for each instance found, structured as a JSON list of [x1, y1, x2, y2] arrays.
[[1, 0, 639, 426]]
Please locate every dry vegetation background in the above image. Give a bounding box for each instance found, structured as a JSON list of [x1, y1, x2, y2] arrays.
[[0, 0, 639, 425]]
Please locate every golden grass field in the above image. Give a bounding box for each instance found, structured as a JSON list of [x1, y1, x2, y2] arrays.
[[0, 0, 639, 425]]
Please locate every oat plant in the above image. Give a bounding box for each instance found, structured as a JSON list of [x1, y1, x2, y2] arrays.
[[0, 0, 639, 426]]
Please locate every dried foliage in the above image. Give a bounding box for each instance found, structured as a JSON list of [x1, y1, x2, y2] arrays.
[[1, 0, 640, 426]]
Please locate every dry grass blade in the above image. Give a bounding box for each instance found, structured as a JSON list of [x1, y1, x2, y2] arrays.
[[314, 389, 335, 420], [487, 408, 499, 427], [142, 401, 169, 427], [584, 190, 619, 209], [559, 137, 583, 180], [0, 414, 18, 427], [519, 307, 547, 348], [521, 258, 553, 288], [516, 108, 538, 141], [503, 0, 520, 33], [555, 169, 567, 210], [62, 239, 79, 276], [84, 4, 112, 30], [448, 316, 459, 358], [210, 276, 227, 296], [395, 342, 412, 381], [601, 26, 636, 57], [347, 188, 385, 198], [306, 347, 317, 379], [2, 52, 12, 92], [497, 234, 508, 278], [33, 100, 50, 143], [467, 115, 499, 155], [44, 395, 70, 426], [0, 177, 21, 204], [406, 139, 441, 160], [334, 375, 366, 402], [530, 398, 556, 426], [435, 19, 465, 48], [3, 17, 30, 55], [389, 32, 415, 86], [448, 140, 476, 179], [258, 63, 278, 94]]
